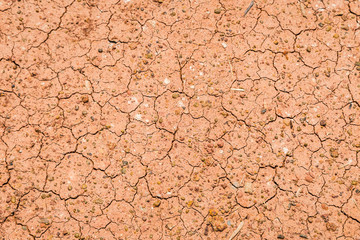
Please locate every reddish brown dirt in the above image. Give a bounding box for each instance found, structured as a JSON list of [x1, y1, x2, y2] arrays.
[[1, 0, 360, 239]]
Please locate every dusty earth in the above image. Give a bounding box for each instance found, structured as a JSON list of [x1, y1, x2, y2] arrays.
[[1, 0, 360, 239]]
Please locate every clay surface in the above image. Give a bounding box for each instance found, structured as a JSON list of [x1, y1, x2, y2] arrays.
[[1, 0, 360, 239]]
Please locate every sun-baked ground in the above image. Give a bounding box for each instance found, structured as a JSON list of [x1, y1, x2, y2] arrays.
[[1, 0, 360, 239]]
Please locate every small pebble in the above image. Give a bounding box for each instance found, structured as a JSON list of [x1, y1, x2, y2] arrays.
[[330, 148, 339, 158], [277, 234, 285, 239], [81, 95, 89, 103], [98, 48, 103, 53], [319, 120, 326, 127], [305, 175, 314, 183], [153, 199, 161, 207], [214, 8, 222, 14], [39, 218, 50, 225], [321, 203, 328, 210]]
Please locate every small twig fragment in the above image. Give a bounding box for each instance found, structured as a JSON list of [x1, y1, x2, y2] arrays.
[[299, 1, 307, 18], [239, 175, 245, 185], [231, 88, 245, 92], [296, 186, 302, 197], [228, 221, 244, 240], [352, 198, 360, 211], [244, 1, 254, 17], [228, 60, 234, 78], [339, 159, 352, 169]]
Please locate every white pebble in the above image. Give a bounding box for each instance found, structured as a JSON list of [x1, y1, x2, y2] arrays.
[[135, 114, 142, 120], [163, 78, 170, 85]]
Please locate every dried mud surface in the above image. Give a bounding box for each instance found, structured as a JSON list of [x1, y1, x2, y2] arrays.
[[1, 0, 360, 239]]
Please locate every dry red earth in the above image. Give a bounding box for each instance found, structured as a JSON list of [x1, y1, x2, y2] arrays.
[[1, 0, 360, 239]]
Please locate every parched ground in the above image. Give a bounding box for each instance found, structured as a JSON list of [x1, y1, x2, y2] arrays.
[[0, 0, 360, 239]]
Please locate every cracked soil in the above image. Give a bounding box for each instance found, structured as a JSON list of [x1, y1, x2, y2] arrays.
[[1, 0, 360, 239]]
